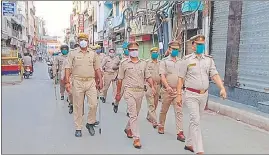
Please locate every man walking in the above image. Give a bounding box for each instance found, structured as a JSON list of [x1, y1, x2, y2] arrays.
[[158, 41, 185, 142], [177, 35, 227, 154], [115, 41, 155, 149], [65, 33, 103, 137]]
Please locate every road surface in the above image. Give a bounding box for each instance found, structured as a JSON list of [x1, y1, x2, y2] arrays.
[[2, 62, 269, 154]]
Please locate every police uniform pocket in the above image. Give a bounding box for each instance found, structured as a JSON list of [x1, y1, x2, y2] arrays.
[[74, 56, 83, 66]]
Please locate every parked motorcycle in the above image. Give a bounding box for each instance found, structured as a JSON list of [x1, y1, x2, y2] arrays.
[[23, 66, 32, 79]]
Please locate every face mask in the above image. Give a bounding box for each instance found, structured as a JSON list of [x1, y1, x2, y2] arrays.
[[109, 53, 115, 58], [151, 52, 159, 59], [171, 49, 179, 57], [79, 40, 88, 48], [123, 49, 129, 56], [96, 49, 102, 53], [129, 50, 139, 58], [196, 44, 205, 54], [61, 50, 68, 55]]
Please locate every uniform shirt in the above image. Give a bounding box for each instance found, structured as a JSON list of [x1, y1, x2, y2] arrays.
[[23, 56, 32, 66], [146, 60, 161, 84], [101, 56, 120, 73], [65, 48, 100, 78], [118, 59, 151, 89], [53, 54, 67, 75], [159, 56, 182, 88], [178, 53, 219, 90]]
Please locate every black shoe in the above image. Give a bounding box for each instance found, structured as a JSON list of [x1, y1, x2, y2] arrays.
[[75, 130, 82, 137], [113, 105, 118, 113], [100, 97, 106, 103], [61, 96, 64, 100], [69, 105, 73, 114], [94, 121, 99, 126], [184, 146, 194, 152], [126, 112, 130, 117], [86, 123, 95, 136]]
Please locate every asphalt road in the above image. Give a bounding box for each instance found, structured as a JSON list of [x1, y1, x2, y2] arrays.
[[2, 62, 269, 154]]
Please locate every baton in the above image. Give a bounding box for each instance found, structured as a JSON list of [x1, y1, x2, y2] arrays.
[[98, 93, 102, 134], [53, 78, 58, 103]]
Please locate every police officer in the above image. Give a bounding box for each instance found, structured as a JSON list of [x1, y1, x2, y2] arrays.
[[158, 41, 185, 142], [100, 48, 120, 104], [145, 47, 161, 128], [177, 35, 227, 154], [53, 46, 69, 100], [112, 42, 130, 114], [59, 45, 74, 113], [65, 33, 103, 137], [94, 44, 106, 100], [115, 41, 156, 149]]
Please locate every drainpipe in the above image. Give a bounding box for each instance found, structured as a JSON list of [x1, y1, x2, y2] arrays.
[[167, 6, 173, 42], [155, 13, 164, 58]]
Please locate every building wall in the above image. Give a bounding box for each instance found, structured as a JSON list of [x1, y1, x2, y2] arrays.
[[209, 1, 269, 113]]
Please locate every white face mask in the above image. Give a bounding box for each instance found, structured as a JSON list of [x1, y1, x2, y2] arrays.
[[79, 40, 88, 48], [129, 50, 139, 57], [109, 53, 115, 58]]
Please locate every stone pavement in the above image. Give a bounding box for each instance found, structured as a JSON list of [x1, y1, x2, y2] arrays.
[[2, 62, 269, 154]]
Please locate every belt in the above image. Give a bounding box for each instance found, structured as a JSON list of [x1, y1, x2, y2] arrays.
[[74, 77, 94, 81], [186, 87, 208, 94], [127, 87, 144, 92], [104, 71, 115, 74]]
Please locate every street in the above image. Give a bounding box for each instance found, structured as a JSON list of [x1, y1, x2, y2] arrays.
[[2, 62, 269, 154]]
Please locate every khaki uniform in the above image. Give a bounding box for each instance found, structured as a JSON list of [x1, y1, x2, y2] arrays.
[[98, 53, 106, 96], [145, 60, 161, 124], [159, 56, 183, 133], [115, 56, 129, 105], [53, 54, 67, 96], [178, 53, 218, 153], [65, 48, 100, 130], [101, 55, 120, 100], [61, 58, 73, 103], [118, 59, 151, 139]]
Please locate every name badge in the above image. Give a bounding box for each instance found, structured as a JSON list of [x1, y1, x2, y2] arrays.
[[188, 63, 196, 68]]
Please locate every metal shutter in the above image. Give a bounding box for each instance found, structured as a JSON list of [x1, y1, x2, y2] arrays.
[[211, 1, 229, 79], [238, 1, 269, 93]]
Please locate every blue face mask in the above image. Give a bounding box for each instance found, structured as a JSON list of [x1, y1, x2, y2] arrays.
[[171, 49, 179, 57], [53, 53, 58, 56], [123, 49, 129, 56], [151, 52, 159, 59], [61, 50, 68, 55], [196, 44, 205, 54], [96, 49, 102, 53]]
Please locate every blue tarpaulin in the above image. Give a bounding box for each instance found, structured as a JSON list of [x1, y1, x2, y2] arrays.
[[181, 1, 204, 13]]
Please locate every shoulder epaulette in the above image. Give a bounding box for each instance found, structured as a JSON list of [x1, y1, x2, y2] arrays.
[[162, 57, 168, 61], [120, 58, 128, 64], [204, 54, 213, 58], [183, 54, 193, 60]]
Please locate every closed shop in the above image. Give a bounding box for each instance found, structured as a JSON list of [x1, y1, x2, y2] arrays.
[[210, 1, 230, 79], [237, 1, 269, 93]]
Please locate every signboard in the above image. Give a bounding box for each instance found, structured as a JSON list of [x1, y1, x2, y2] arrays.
[[103, 40, 108, 47], [47, 43, 61, 55], [2, 2, 15, 16], [78, 14, 84, 32]]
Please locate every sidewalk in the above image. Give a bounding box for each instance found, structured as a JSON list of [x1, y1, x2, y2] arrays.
[[208, 95, 269, 132], [2, 75, 22, 86]]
